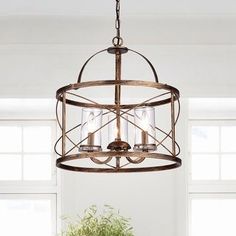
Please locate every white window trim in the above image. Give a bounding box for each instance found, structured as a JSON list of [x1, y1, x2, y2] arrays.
[[188, 119, 236, 193], [0, 119, 57, 188], [188, 193, 236, 236], [0, 118, 61, 236], [188, 118, 236, 236], [0, 193, 57, 236]]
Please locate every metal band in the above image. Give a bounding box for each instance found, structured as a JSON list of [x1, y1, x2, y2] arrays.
[[56, 151, 182, 173], [56, 80, 179, 109]]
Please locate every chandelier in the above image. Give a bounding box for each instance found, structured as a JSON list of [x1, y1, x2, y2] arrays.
[[55, 0, 181, 173]]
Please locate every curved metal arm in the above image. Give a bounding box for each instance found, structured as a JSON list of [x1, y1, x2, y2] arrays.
[[77, 47, 159, 83], [128, 49, 159, 83], [77, 49, 107, 83]]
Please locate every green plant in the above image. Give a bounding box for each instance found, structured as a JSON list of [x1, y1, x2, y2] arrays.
[[62, 205, 134, 236]]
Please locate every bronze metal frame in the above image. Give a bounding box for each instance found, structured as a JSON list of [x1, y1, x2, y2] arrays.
[[55, 46, 181, 173], [55, 0, 181, 173]]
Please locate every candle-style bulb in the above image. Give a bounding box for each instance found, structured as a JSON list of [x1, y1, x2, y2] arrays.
[[87, 112, 96, 132], [87, 112, 96, 146], [79, 108, 102, 152], [140, 110, 149, 131], [134, 107, 157, 152]]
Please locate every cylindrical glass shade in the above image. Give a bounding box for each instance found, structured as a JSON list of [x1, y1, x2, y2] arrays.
[[79, 108, 103, 152], [108, 114, 128, 143], [134, 107, 156, 151]]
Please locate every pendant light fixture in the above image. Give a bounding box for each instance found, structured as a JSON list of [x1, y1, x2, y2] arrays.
[[55, 0, 181, 173]]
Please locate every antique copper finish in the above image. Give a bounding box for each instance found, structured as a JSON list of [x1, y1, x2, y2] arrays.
[[56, 79, 179, 109], [55, 47, 181, 172], [107, 47, 128, 54], [107, 140, 131, 151], [115, 51, 122, 141], [56, 152, 181, 173], [55, 0, 181, 173]]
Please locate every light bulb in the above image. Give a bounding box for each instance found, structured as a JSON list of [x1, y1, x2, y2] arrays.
[[140, 110, 149, 131], [79, 108, 103, 151], [115, 126, 118, 138], [87, 112, 96, 132]]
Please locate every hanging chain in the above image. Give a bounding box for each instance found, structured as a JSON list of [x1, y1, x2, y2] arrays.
[[115, 0, 121, 38], [112, 0, 123, 46]]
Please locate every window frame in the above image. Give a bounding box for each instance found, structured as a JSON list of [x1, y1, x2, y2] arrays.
[[188, 118, 236, 236], [188, 119, 236, 191], [0, 193, 57, 236], [189, 193, 236, 236], [0, 118, 59, 236], [0, 119, 57, 187]]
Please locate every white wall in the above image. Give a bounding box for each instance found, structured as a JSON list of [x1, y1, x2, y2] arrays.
[[1, 44, 236, 98], [61, 171, 177, 236]]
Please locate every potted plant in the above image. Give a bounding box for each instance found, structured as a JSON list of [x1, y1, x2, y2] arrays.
[[62, 205, 134, 236]]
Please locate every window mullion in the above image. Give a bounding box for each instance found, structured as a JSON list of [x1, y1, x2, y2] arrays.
[[21, 125, 24, 181], [219, 126, 222, 181]]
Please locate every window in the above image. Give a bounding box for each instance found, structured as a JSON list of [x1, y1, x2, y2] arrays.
[[188, 99, 236, 236], [0, 194, 56, 236], [190, 195, 236, 236], [0, 120, 57, 236], [0, 121, 56, 182], [190, 121, 236, 182]]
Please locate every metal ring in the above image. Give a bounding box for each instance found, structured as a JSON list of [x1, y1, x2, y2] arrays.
[[56, 151, 182, 173], [112, 36, 123, 46], [56, 80, 179, 109]]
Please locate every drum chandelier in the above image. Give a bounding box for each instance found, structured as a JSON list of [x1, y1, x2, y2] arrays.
[[55, 0, 181, 173]]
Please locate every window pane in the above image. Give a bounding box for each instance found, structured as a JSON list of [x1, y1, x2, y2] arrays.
[[191, 198, 236, 236], [192, 126, 219, 152], [0, 126, 21, 152], [221, 126, 236, 152], [0, 199, 52, 236], [23, 155, 52, 180], [23, 126, 52, 152], [191, 154, 219, 180], [0, 155, 21, 180], [221, 154, 236, 180]]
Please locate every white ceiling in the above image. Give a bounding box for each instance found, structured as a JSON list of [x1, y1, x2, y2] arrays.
[[0, 0, 236, 16]]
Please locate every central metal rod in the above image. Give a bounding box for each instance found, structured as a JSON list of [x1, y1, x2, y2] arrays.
[[115, 51, 122, 141]]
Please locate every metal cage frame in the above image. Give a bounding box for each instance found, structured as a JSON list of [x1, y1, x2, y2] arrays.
[[55, 47, 181, 173]]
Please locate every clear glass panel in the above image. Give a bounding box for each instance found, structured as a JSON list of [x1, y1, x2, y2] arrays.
[[108, 114, 128, 143], [221, 154, 236, 180], [0, 155, 21, 180], [191, 154, 219, 180], [0, 126, 21, 152], [191, 126, 219, 152], [191, 198, 236, 236], [23, 126, 52, 153], [23, 155, 52, 180], [221, 126, 236, 152], [134, 107, 156, 145], [80, 108, 102, 148], [0, 199, 52, 236]]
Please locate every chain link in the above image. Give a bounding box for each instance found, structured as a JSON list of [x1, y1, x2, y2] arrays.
[[113, 0, 123, 46], [115, 0, 120, 37]]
